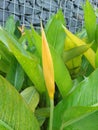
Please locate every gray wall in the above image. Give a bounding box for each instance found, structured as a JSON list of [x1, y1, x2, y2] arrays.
[[0, 0, 97, 32]]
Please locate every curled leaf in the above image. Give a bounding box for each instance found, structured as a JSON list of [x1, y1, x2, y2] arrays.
[[63, 44, 91, 62], [41, 24, 55, 99], [63, 25, 95, 68]]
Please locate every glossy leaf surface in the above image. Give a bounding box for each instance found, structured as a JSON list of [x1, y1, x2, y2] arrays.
[[63, 44, 90, 62], [21, 86, 39, 112], [46, 10, 65, 55], [5, 15, 15, 35], [0, 42, 12, 73], [53, 106, 98, 130], [6, 58, 24, 91], [84, 0, 96, 42], [0, 26, 45, 93], [63, 26, 95, 68], [53, 69, 98, 129], [0, 75, 40, 130]]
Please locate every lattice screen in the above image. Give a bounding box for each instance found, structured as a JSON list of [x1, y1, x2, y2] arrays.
[[0, 0, 98, 32]]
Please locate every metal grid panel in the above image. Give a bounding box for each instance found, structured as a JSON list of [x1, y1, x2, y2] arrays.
[[0, 0, 98, 32]]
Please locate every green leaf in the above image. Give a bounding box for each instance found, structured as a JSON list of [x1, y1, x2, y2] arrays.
[[25, 29, 33, 48], [21, 86, 39, 112], [0, 26, 45, 93], [66, 68, 98, 107], [53, 106, 98, 130], [45, 15, 54, 32], [31, 27, 72, 98], [0, 42, 12, 64], [6, 58, 24, 91], [0, 58, 9, 74], [46, 9, 66, 55], [95, 49, 98, 68], [76, 29, 87, 39], [31, 26, 42, 57], [64, 110, 98, 130], [63, 44, 90, 62], [53, 68, 98, 129], [0, 42, 12, 73], [50, 46, 73, 97], [95, 24, 98, 45], [14, 21, 21, 39], [0, 75, 40, 130], [5, 15, 15, 35], [63, 44, 91, 78], [84, 0, 96, 42], [35, 108, 50, 126], [63, 26, 96, 68]]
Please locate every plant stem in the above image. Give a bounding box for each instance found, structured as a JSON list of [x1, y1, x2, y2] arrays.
[[49, 99, 54, 130]]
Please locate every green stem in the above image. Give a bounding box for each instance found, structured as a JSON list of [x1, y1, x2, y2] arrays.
[[49, 99, 54, 130]]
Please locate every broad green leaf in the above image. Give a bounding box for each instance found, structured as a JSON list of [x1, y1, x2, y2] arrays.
[[31, 26, 42, 56], [18, 34, 28, 50], [63, 44, 90, 62], [0, 42, 12, 64], [41, 24, 55, 99], [0, 42, 12, 73], [66, 56, 82, 79], [25, 29, 33, 48], [64, 36, 82, 77], [45, 15, 54, 32], [95, 24, 98, 46], [5, 15, 15, 35], [31, 27, 72, 98], [58, 68, 98, 109], [0, 59, 9, 73], [84, 0, 96, 42], [65, 68, 98, 107], [6, 58, 24, 91], [63, 26, 95, 68], [95, 49, 98, 67], [53, 106, 98, 130], [50, 46, 73, 97], [64, 110, 98, 130], [21, 86, 39, 112], [53, 68, 98, 129], [0, 75, 40, 130], [46, 10, 66, 55], [0, 26, 45, 93], [64, 41, 91, 78]]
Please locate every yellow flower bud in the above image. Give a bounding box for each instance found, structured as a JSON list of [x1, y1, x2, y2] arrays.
[[41, 24, 55, 99]]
